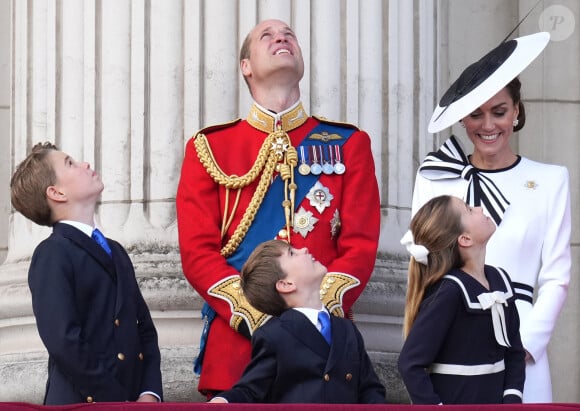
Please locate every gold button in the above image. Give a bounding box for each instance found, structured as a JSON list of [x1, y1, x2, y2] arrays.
[[138, 352, 144, 361], [324, 373, 330, 382], [345, 373, 352, 381], [117, 353, 125, 361], [278, 229, 288, 239], [86, 396, 94, 403], [114, 319, 120, 327]]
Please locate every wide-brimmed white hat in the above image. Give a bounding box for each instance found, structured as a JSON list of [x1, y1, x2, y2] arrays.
[[428, 31, 550, 133]]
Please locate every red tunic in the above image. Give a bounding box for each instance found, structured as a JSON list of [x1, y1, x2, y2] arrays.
[[176, 106, 380, 394]]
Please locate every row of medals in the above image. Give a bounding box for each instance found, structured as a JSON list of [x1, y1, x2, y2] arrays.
[[297, 144, 346, 176]]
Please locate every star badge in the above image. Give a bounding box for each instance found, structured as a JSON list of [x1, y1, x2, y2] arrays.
[[271, 137, 289, 159], [293, 207, 319, 238], [306, 181, 334, 213]]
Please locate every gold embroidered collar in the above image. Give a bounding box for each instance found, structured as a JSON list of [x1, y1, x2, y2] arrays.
[[247, 101, 308, 133]]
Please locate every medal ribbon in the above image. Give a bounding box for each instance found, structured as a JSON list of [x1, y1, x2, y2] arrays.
[[418, 135, 510, 225], [300, 146, 308, 164]]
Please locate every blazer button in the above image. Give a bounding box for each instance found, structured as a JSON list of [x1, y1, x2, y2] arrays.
[[86, 396, 94, 403], [114, 319, 120, 327], [117, 353, 125, 361], [324, 373, 330, 382], [345, 373, 353, 381], [138, 352, 144, 361]]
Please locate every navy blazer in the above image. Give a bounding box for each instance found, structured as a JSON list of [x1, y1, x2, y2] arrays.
[[218, 308, 386, 403], [28, 223, 163, 405]]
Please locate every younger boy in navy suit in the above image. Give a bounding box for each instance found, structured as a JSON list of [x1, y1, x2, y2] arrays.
[[210, 239, 386, 404], [10, 142, 163, 405]]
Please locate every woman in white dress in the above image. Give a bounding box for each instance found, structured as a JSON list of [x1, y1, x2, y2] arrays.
[[411, 32, 571, 403]]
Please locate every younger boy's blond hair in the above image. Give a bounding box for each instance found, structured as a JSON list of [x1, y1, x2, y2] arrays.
[[240, 240, 291, 317]]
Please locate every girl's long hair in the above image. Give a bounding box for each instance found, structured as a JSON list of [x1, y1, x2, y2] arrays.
[[403, 195, 464, 338]]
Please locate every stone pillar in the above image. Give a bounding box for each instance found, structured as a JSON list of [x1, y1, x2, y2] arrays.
[[0, 0, 10, 264]]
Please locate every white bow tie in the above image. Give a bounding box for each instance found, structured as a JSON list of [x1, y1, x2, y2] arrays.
[[477, 291, 511, 347]]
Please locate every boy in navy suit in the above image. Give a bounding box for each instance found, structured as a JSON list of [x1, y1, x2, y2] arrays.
[[210, 239, 386, 403], [10, 142, 163, 405]]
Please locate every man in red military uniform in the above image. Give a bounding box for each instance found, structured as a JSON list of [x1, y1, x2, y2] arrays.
[[176, 19, 380, 397]]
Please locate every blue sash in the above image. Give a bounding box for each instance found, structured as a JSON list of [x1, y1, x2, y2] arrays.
[[193, 122, 355, 375]]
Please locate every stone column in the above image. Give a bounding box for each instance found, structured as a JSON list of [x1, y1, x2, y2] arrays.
[[0, 0, 10, 264]]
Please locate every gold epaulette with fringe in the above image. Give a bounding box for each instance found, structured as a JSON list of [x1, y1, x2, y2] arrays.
[[320, 272, 361, 317], [208, 275, 271, 336]]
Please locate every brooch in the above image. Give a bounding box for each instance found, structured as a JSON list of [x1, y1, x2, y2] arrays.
[[524, 180, 538, 190], [306, 181, 334, 214]]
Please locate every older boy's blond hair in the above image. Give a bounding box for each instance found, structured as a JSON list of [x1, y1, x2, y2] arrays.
[[10, 142, 58, 227]]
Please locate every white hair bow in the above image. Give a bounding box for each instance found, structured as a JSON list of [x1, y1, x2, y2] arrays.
[[400, 230, 429, 265]]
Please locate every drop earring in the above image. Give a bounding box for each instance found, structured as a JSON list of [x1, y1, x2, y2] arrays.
[[512, 119, 519, 127]]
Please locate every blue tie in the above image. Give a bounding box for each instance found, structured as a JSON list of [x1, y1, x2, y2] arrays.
[[92, 228, 112, 257], [318, 311, 332, 345]]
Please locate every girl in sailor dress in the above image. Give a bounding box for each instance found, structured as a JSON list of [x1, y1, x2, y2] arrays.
[[397, 195, 525, 404]]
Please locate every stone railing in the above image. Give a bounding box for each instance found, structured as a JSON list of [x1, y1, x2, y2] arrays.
[[0, 250, 409, 403]]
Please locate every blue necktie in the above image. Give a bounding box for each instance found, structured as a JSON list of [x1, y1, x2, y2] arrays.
[[92, 228, 112, 257], [318, 311, 332, 345]]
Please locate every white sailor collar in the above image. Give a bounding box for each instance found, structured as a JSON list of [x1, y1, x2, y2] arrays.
[[443, 265, 514, 314], [445, 266, 515, 347]]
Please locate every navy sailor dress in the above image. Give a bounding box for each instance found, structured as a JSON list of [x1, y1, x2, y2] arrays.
[[398, 265, 525, 404]]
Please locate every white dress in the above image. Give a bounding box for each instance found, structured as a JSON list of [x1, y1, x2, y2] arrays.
[[412, 150, 571, 403]]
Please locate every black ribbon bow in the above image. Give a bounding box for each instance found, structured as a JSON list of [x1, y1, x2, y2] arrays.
[[418, 135, 510, 226]]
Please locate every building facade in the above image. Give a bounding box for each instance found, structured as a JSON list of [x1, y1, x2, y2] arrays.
[[0, 0, 578, 403]]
